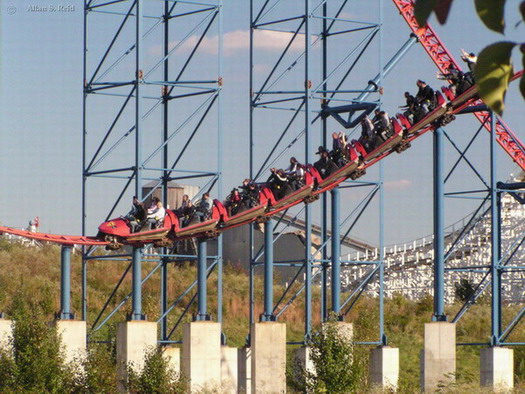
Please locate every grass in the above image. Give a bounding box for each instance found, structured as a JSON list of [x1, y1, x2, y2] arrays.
[[1, 239, 525, 392]]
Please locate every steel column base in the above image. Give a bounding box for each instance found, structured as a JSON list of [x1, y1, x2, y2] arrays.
[[194, 313, 212, 322], [127, 312, 147, 321], [57, 312, 75, 320], [259, 313, 277, 322]]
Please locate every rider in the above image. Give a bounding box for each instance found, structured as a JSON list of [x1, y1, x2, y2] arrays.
[[240, 179, 260, 208], [285, 157, 305, 190], [373, 109, 392, 142], [267, 168, 289, 199], [126, 196, 146, 233], [314, 146, 335, 179], [225, 188, 242, 216], [358, 115, 377, 153], [331, 132, 349, 167], [146, 197, 166, 230], [174, 194, 190, 217], [401, 91, 417, 123], [194, 193, 213, 222]]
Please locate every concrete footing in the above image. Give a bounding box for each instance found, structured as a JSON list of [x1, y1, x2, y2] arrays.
[[163, 346, 181, 375], [238, 347, 251, 394], [182, 321, 221, 392], [296, 346, 314, 375], [116, 321, 158, 391], [293, 346, 314, 390], [251, 322, 286, 393], [221, 346, 238, 393], [55, 320, 87, 364], [0, 318, 12, 349], [370, 346, 399, 390], [480, 347, 514, 390], [420, 322, 456, 392]]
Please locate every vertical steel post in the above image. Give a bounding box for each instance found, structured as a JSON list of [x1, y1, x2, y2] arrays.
[[490, 111, 501, 345], [379, 164, 386, 344], [331, 187, 341, 315], [378, 0, 386, 345], [433, 126, 446, 321], [160, 260, 168, 339], [82, 258, 87, 321], [304, 0, 313, 338], [320, 0, 328, 322], [135, 0, 143, 198], [262, 219, 275, 321], [131, 247, 143, 320], [217, 0, 224, 330], [60, 246, 73, 319], [160, 0, 170, 342], [248, 0, 255, 329], [81, 1, 88, 323], [196, 238, 209, 321]]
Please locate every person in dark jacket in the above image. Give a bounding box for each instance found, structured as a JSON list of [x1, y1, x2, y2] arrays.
[[415, 80, 436, 111], [267, 168, 289, 200]]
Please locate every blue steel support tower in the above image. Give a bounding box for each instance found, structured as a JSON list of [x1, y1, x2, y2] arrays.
[[250, 0, 388, 342], [82, 0, 223, 341]]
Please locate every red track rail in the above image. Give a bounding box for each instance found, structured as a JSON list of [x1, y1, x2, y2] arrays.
[[392, 0, 525, 170], [0, 226, 107, 246]]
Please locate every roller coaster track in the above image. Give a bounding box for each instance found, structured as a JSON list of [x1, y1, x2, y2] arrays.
[[0, 83, 502, 248], [0, 226, 106, 246], [392, 0, 525, 171], [1, 2, 523, 248]]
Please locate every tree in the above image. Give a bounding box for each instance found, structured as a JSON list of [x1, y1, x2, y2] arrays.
[[289, 318, 366, 393], [414, 0, 525, 115]]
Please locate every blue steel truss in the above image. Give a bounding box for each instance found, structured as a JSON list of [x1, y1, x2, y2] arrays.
[[442, 110, 525, 347], [82, 0, 223, 342], [249, 0, 391, 344]]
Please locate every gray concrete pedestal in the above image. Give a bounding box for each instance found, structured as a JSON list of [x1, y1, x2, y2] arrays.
[[370, 346, 399, 390], [221, 346, 238, 393], [238, 347, 252, 394], [480, 346, 513, 390], [116, 321, 158, 392], [182, 321, 221, 392], [55, 320, 87, 364], [251, 322, 286, 393], [0, 318, 12, 349], [420, 322, 456, 392], [163, 346, 180, 375]]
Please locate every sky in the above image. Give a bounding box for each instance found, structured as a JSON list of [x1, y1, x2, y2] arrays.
[[1, 0, 524, 248]]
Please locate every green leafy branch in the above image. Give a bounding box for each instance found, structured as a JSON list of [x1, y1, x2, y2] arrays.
[[415, 0, 525, 115]]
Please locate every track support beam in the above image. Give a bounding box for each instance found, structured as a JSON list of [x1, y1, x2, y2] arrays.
[[433, 127, 446, 321], [490, 111, 502, 345], [261, 219, 275, 322], [331, 187, 341, 315], [130, 247, 145, 321], [196, 238, 210, 321], [59, 246, 74, 320]]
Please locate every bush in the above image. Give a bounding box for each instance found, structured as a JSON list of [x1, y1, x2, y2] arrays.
[[0, 307, 74, 392], [126, 347, 187, 393], [455, 279, 475, 303], [70, 343, 118, 393], [289, 317, 367, 393]]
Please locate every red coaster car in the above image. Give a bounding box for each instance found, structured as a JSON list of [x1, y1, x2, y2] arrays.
[[215, 190, 270, 229], [98, 210, 176, 248], [171, 203, 221, 239]]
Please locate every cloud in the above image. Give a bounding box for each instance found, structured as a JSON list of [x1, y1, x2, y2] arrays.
[[149, 29, 305, 57], [384, 179, 411, 190]]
